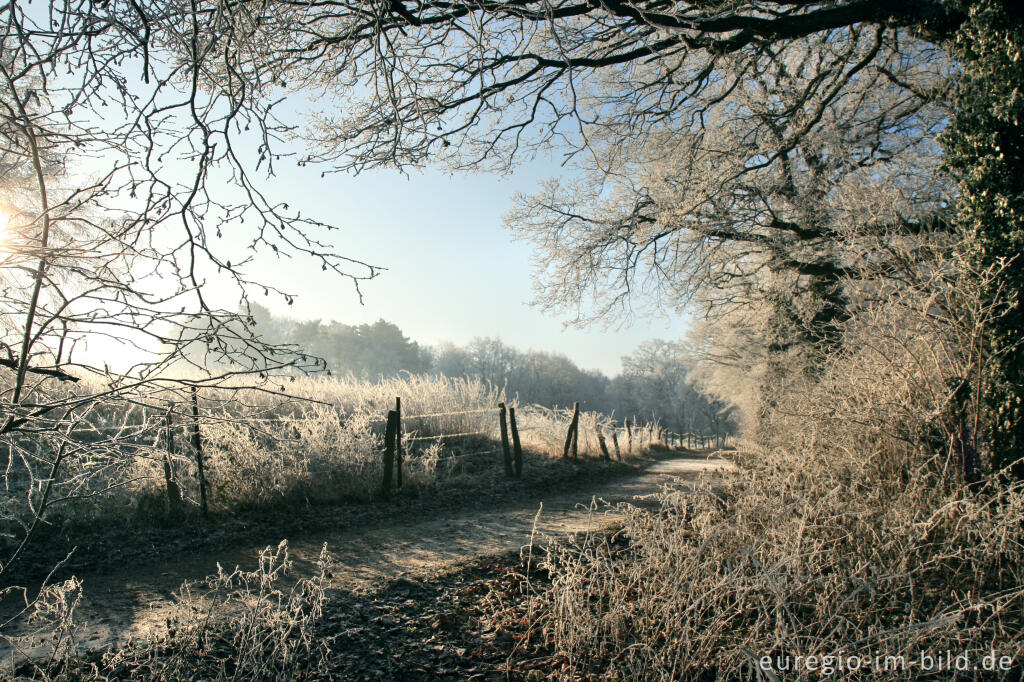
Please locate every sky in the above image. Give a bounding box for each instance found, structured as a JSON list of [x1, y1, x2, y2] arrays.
[[237, 159, 690, 377], [1, 36, 691, 379]]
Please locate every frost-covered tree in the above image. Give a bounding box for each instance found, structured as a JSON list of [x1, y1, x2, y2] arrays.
[[506, 30, 952, 356], [614, 340, 736, 436]]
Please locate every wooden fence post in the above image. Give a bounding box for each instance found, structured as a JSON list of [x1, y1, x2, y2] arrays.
[[625, 418, 633, 454], [190, 387, 208, 517], [509, 407, 523, 478], [570, 402, 580, 458], [395, 397, 403, 489], [163, 409, 182, 514], [382, 409, 397, 495], [561, 403, 576, 459], [597, 428, 610, 459], [611, 429, 620, 459], [499, 402, 513, 477]]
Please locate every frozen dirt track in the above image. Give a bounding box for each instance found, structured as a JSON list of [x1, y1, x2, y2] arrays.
[[3, 452, 734, 659]]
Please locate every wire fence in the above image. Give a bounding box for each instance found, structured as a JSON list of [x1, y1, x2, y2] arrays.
[[80, 406, 721, 454], [75, 393, 722, 517]]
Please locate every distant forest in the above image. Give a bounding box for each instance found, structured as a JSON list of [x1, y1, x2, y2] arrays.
[[247, 304, 734, 437]]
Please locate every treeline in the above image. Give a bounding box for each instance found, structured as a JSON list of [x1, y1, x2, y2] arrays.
[[249, 308, 433, 378], [247, 304, 735, 438]]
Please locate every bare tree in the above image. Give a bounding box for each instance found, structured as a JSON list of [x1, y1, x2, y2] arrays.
[[249, 0, 963, 172], [614, 339, 735, 437], [219, 0, 983, 429], [505, 30, 951, 342], [0, 1, 381, 583]]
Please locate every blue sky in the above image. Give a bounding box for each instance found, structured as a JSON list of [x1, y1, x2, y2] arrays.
[[242, 158, 690, 376], [39, 60, 689, 378]]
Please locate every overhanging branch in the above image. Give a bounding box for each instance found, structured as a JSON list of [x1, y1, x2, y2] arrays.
[[0, 357, 79, 383]]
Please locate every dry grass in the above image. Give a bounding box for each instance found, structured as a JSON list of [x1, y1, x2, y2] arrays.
[[492, 263, 1024, 680], [3, 372, 655, 541], [4, 541, 332, 681], [506, 446, 1024, 680]]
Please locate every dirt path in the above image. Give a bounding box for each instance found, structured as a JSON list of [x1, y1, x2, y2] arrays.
[[3, 453, 733, 660]]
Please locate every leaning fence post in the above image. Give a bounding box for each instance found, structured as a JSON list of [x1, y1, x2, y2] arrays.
[[190, 387, 208, 517], [509, 406, 523, 478], [499, 402, 513, 477], [395, 397, 403, 489], [611, 429, 621, 459], [382, 409, 397, 495], [163, 409, 182, 514], [561, 405, 575, 459], [597, 428, 610, 459]]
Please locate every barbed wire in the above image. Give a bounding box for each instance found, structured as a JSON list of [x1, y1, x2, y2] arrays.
[[71, 403, 677, 451]]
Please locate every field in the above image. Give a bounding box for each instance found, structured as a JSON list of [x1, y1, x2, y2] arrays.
[[1, 373, 658, 541]]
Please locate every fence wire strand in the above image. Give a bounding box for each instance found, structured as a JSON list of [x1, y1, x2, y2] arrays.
[[405, 430, 490, 442], [441, 449, 501, 461], [368, 406, 497, 424]]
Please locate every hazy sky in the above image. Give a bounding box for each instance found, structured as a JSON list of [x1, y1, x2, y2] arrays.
[[241, 157, 690, 376]]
